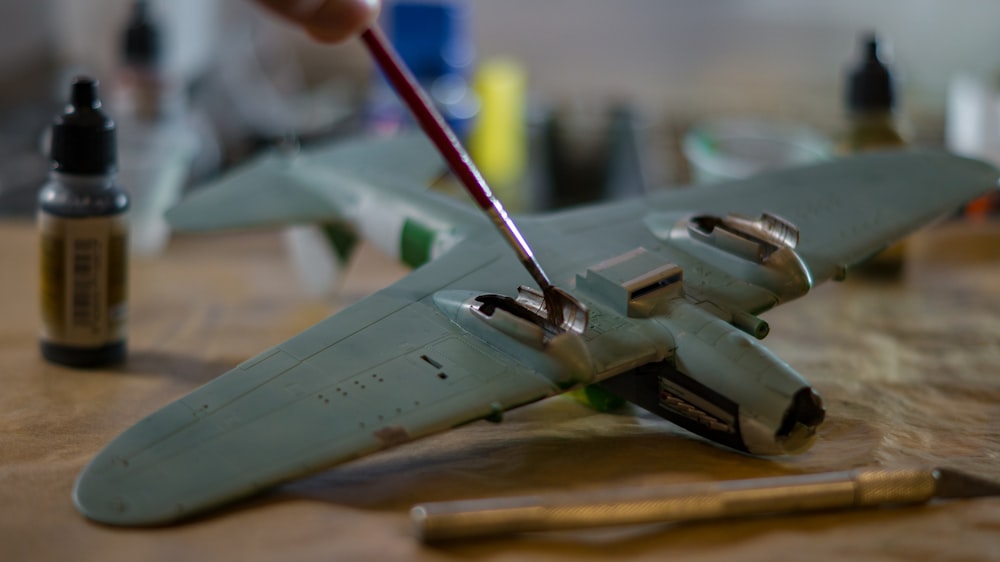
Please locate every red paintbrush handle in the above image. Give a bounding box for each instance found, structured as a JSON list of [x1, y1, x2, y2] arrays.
[[360, 26, 554, 294]]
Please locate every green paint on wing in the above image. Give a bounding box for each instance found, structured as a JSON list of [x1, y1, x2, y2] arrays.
[[401, 218, 435, 268]]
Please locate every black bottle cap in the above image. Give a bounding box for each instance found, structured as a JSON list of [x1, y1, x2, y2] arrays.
[[123, 0, 161, 67], [50, 77, 117, 174], [847, 33, 895, 112]]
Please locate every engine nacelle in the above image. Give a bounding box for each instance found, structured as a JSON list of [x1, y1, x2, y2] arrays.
[[600, 299, 824, 455], [645, 211, 814, 306]]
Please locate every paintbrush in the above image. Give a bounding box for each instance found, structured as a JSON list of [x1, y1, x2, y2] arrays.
[[360, 27, 586, 330], [410, 467, 1000, 541]]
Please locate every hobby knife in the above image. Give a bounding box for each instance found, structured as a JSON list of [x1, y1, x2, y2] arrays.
[[411, 467, 1000, 541]]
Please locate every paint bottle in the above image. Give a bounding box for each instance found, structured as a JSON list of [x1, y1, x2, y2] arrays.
[[839, 34, 909, 153], [839, 34, 909, 278], [39, 77, 129, 367]]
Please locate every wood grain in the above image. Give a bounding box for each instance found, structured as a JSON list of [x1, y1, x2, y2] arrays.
[[1, 219, 999, 561]]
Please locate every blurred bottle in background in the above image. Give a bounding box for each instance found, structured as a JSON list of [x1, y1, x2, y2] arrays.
[[111, 0, 200, 256], [838, 33, 909, 153], [838, 33, 909, 278], [538, 101, 653, 210]]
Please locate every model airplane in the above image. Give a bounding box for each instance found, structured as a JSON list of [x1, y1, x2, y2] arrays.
[[73, 134, 997, 526]]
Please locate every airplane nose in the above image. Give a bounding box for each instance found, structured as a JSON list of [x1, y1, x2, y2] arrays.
[[776, 387, 825, 453]]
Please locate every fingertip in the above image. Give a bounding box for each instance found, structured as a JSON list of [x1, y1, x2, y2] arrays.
[[306, 0, 381, 43]]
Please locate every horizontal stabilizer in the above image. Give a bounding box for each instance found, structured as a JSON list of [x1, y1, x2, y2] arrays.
[[167, 134, 444, 232], [166, 153, 338, 231]]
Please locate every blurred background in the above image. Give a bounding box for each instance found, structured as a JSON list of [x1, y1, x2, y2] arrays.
[[3, 0, 1000, 233]]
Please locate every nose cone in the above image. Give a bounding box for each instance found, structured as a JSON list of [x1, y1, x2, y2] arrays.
[[737, 386, 826, 456], [776, 388, 826, 454]]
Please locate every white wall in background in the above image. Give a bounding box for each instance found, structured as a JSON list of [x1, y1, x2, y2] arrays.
[[0, 3, 49, 71], [467, 0, 1000, 128], [6, 0, 999, 131]]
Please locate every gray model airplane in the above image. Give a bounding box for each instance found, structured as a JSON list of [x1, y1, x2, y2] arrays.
[[74, 135, 997, 526]]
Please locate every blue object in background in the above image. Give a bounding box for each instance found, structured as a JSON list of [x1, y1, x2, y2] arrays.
[[390, 1, 473, 80], [367, 1, 478, 138]]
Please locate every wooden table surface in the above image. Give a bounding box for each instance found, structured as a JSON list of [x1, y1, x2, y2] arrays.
[[2, 219, 1000, 561]]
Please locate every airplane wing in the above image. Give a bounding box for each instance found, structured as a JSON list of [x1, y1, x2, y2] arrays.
[[165, 134, 444, 232], [73, 240, 549, 526], [631, 149, 998, 284], [73, 231, 666, 526]]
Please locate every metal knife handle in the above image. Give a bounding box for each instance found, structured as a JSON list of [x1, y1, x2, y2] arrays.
[[411, 468, 937, 541]]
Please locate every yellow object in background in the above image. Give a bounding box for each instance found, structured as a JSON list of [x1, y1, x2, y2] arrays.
[[468, 58, 528, 211]]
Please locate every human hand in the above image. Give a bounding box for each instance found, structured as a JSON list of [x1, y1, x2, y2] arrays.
[[255, 0, 380, 42]]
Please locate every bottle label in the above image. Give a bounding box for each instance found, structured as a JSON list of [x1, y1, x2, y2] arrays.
[[39, 213, 128, 348]]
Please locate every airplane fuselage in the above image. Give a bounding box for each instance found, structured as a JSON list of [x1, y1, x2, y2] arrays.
[[319, 166, 828, 456]]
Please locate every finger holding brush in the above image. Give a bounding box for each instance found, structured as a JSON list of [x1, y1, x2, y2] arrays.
[[255, 0, 381, 43]]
